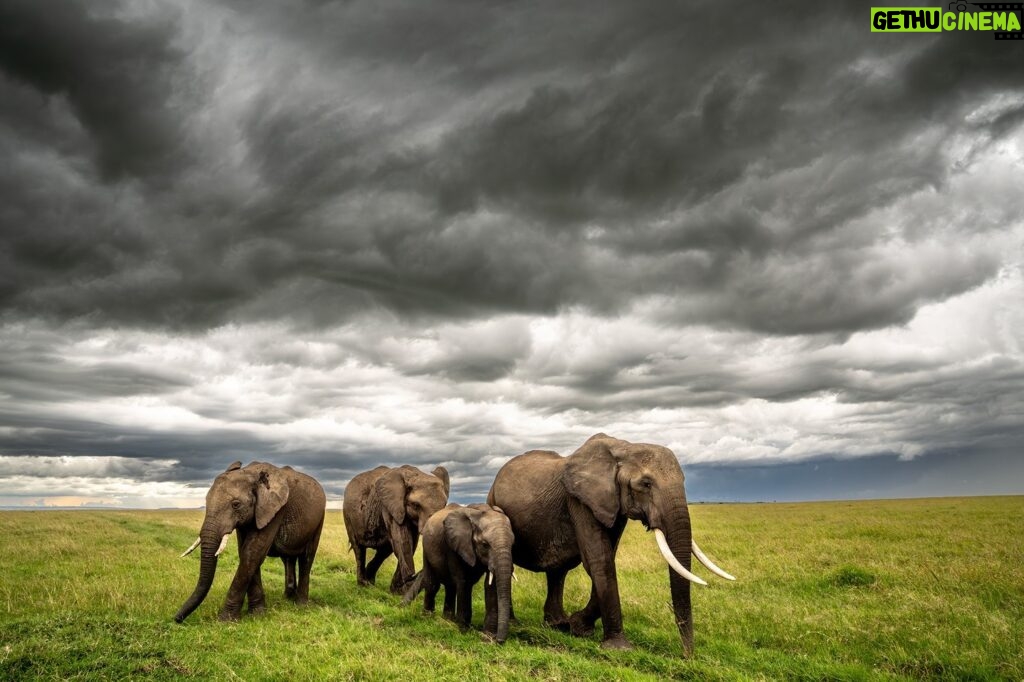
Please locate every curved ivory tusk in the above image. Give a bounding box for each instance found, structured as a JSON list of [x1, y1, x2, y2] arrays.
[[488, 571, 493, 586], [180, 536, 201, 558], [654, 529, 707, 586], [214, 533, 231, 557], [692, 540, 736, 581], [511, 571, 518, 583]]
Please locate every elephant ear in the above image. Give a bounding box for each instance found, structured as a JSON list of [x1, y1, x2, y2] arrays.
[[563, 433, 621, 528], [443, 511, 476, 567], [255, 467, 290, 530], [225, 460, 242, 472], [376, 469, 408, 525], [431, 466, 451, 496]]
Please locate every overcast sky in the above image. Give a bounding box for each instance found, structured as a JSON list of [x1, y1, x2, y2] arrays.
[[1, 0, 1022, 508]]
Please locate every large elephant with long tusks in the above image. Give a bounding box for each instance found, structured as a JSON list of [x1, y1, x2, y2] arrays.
[[487, 433, 734, 655], [174, 461, 326, 623]]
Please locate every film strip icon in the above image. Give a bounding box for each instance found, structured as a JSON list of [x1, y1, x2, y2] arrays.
[[951, 1, 1024, 38]]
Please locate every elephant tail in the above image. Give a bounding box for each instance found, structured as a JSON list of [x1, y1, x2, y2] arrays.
[[401, 570, 426, 606]]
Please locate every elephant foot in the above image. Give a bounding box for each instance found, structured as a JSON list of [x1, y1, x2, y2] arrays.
[[390, 577, 416, 596], [480, 631, 506, 644], [568, 613, 596, 638], [218, 608, 241, 623], [600, 634, 634, 651], [295, 595, 309, 606], [543, 615, 570, 632], [248, 604, 266, 616], [357, 578, 374, 587]]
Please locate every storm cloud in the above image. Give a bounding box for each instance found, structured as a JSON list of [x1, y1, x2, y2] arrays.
[[1, 0, 1022, 507]]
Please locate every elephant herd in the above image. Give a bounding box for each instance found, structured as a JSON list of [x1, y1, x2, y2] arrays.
[[173, 433, 735, 656]]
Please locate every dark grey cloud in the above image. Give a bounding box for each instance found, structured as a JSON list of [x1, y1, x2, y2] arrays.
[[0, 0, 1019, 332], [0, 0, 188, 182], [0, 0, 1022, 505]]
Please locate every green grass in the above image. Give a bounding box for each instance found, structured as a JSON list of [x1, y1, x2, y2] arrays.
[[1, 496, 1021, 680]]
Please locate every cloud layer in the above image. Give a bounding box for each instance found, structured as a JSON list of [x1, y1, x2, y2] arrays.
[[1, 0, 1022, 506]]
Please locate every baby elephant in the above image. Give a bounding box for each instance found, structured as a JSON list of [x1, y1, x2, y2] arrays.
[[403, 503, 515, 642]]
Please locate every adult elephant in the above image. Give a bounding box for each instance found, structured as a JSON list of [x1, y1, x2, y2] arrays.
[[487, 433, 734, 655], [343, 464, 450, 594], [174, 461, 326, 623]]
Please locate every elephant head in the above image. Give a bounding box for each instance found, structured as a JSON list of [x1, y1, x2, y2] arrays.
[[174, 461, 291, 623], [562, 434, 734, 655], [376, 464, 450, 536], [445, 504, 515, 643]]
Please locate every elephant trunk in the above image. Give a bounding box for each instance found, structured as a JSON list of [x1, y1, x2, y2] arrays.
[[492, 547, 513, 643], [664, 504, 695, 657], [174, 525, 222, 623]]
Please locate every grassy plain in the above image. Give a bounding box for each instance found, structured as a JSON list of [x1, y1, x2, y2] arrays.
[[0, 496, 1021, 681]]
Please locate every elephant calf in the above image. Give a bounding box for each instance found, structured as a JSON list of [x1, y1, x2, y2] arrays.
[[175, 461, 326, 623], [403, 503, 515, 643]]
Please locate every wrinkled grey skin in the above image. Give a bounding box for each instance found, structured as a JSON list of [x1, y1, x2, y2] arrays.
[[343, 465, 450, 594], [174, 461, 326, 623], [488, 433, 697, 655], [403, 504, 515, 643]]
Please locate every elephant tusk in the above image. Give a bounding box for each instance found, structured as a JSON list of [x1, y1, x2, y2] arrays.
[[654, 529, 707, 586], [692, 540, 736, 581], [180, 536, 201, 558], [488, 571, 493, 586], [214, 533, 231, 557], [511, 571, 518, 583]]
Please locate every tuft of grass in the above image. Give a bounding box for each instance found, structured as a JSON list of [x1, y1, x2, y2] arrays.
[[1, 497, 1022, 680], [827, 565, 877, 588]]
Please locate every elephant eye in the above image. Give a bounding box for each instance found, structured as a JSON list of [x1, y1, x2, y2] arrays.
[[231, 499, 242, 509]]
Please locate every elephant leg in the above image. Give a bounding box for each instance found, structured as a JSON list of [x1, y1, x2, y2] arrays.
[[542, 568, 571, 631], [365, 545, 392, 585], [570, 519, 625, 640], [296, 555, 311, 605], [353, 544, 368, 585], [424, 574, 440, 613], [284, 557, 298, 600], [389, 566, 404, 594], [568, 584, 600, 637], [455, 576, 473, 630], [222, 533, 273, 621], [247, 567, 266, 615], [295, 524, 322, 605], [568, 499, 631, 649], [442, 580, 456, 621]]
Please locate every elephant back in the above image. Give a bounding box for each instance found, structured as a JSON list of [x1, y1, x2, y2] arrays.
[[489, 450, 573, 571]]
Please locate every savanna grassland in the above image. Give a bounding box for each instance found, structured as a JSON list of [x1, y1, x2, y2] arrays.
[[0, 496, 1021, 681]]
